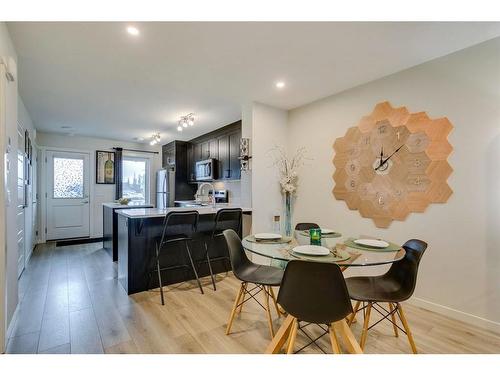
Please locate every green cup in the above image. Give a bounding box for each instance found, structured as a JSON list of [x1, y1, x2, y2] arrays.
[[309, 228, 321, 246]]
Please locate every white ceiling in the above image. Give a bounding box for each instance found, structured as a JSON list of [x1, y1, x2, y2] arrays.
[[7, 22, 500, 143]]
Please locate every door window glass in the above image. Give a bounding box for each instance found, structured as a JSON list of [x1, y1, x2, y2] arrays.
[[53, 157, 84, 198], [122, 157, 149, 204]]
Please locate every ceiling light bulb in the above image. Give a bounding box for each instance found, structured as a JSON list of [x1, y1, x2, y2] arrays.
[[182, 120, 188, 128], [187, 118, 194, 126], [126, 26, 140, 36], [150, 140, 156, 145], [177, 126, 183, 132], [276, 81, 285, 89]]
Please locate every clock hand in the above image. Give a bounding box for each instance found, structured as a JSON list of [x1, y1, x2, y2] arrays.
[[375, 144, 404, 171], [380, 146, 384, 166]]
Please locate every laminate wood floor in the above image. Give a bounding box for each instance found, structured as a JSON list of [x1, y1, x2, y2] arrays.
[[6, 242, 500, 354]]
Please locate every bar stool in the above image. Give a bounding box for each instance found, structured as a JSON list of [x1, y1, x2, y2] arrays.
[[197, 208, 242, 291], [150, 210, 203, 305]]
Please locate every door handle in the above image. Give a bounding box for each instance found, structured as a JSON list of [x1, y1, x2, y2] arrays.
[[82, 200, 89, 204]]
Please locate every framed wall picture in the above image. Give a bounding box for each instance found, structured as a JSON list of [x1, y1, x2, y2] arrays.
[[96, 150, 116, 184]]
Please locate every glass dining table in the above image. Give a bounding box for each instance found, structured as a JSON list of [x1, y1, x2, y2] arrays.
[[242, 231, 406, 268]]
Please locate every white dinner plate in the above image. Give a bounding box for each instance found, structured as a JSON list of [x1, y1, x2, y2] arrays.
[[292, 245, 330, 256], [321, 228, 335, 234], [354, 239, 389, 248], [254, 233, 282, 240]]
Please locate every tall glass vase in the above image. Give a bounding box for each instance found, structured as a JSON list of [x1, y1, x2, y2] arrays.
[[284, 192, 292, 237]]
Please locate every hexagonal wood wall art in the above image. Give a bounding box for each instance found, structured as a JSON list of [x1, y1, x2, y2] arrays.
[[332, 101, 453, 228]]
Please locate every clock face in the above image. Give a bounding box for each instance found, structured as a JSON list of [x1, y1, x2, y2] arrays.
[[332, 102, 453, 228]]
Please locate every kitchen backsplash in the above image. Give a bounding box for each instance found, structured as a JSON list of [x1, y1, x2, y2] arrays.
[[197, 180, 242, 205]]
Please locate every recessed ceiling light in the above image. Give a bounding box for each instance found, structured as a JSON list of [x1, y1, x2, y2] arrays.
[[275, 81, 285, 89], [126, 26, 140, 36]]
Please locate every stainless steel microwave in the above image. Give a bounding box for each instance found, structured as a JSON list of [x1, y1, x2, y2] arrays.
[[195, 159, 217, 181]]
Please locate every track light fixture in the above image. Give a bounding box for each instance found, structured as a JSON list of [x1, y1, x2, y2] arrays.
[[177, 113, 195, 131], [149, 132, 161, 145]]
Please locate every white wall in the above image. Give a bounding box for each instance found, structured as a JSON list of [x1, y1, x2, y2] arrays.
[[18, 97, 36, 262], [287, 37, 500, 331], [251, 102, 288, 233], [0, 21, 19, 351], [36, 132, 162, 238]]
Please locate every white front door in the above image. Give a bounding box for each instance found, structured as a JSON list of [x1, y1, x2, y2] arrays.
[[46, 150, 90, 240]]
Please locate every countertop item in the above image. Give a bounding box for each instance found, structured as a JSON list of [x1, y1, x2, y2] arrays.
[[117, 205, 252, 219]]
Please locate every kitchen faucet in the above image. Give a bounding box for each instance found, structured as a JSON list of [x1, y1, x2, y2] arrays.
[[195, 182, 216, 208]]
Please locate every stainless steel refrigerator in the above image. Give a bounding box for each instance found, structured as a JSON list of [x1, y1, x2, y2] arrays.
[[156, 168, 175, 208]]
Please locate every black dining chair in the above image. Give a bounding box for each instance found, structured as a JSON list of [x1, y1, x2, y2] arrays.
[[345, 239, 428, 353], [266, 260, 362, 354], [223, 229, 283, 339], [196, 208, 242, 291], [294, 222, 320, 231], [150, 210, 204, 305]]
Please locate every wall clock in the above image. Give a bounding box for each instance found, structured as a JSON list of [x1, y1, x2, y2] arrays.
[[332, 101, 453, 228]]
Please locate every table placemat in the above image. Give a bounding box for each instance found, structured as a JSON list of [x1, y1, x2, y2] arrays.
[[287, 247, 350, 262], [298, 230, 342, 238], [344, 238, 401, 252], [245, 235, 293, 244]]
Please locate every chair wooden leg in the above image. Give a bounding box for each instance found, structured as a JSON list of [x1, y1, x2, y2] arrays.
[[268, 286, 281, 317], [263, 286, 275, 338], [389, 303, 399, 337], [347, 300, 361, 326], [226, 282, 244, 335], [360, 302, 372, 350], [329, 324, 341, 354], [286, 318, 298, 354], [237, 283, 246, 315], [397, 303, 417, 354], [265, 314, 294, 354], [333, 320, 363, 354]]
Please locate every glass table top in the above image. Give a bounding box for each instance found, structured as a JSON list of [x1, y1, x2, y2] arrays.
[[242, 233, 405, 267]]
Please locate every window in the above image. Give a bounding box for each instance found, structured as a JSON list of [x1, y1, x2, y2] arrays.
[[53, 157, 84, 198], [122, 156, 150, 204]]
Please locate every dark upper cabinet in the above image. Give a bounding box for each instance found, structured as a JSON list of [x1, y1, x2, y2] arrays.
[[209, 139, 218, 160], [161, 141, 197, 200], [162, 143, 175, 168], [229, 130, 241, 180], [217, 134, 230, 179], [186, 120, 242, 182]]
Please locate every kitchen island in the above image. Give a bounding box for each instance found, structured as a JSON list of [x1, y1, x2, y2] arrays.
[[103, 203, 154, 261], [116, 205, 252, 294]]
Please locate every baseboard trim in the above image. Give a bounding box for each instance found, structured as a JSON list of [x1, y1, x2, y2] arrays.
[[5, 303, 19, 341], [409, 297, 500, 334]]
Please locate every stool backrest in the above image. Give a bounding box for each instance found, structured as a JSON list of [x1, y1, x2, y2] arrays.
[[277, 260, 353, 324], [213, 208, 242, 237], [294, 223, 320, 231], [385, 239, 428, 301], [159, 210, 199, 246], [223, 229, 252, 278]]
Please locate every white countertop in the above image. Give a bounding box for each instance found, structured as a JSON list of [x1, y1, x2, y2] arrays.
[[102, 202, 154, 209], [117, 204, 252, 218]]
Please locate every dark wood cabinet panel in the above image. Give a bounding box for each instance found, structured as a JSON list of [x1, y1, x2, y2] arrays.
[[217, 135, 230, 179], [229, 130, 241, 180], [201, 141, 210, 160], [186, 143, 196, 182], [162, 144, 175, 168], [209, 139, 218, 160]]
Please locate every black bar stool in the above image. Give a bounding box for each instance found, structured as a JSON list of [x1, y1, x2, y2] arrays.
[[150, 210, 203, 305], [197, 208, 242, 291]]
